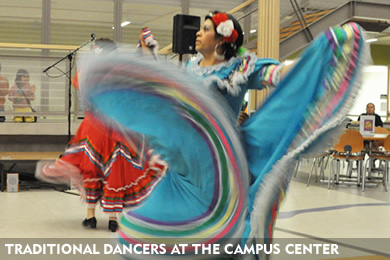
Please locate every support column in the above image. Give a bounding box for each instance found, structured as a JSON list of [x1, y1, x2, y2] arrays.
[[181, 0, 189, 14], [249, 0, 280, 113], [243, 0, 252, 44], [387, 65, 390, 121], [113, 0, 123, 42], [41, 0, 51, 113], [41, 0, 51, 47]]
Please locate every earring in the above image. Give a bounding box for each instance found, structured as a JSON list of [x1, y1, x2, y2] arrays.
[[214, 44, 225, 61]]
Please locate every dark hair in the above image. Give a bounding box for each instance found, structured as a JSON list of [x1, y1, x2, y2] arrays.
[[205, 11, 244, 60], [15, 69, 30, 83], [94, 38, 117, 53], [15, 69, 30, 89]]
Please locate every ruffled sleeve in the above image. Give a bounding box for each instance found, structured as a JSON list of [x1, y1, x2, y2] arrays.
[[186, 52, 281, 96], [247, 54, 282, 90]]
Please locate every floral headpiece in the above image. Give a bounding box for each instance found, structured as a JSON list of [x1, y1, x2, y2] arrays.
[[209, 12, 238, 44]]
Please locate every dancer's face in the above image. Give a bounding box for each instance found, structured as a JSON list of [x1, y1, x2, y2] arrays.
[[195, 19, 222, 56]]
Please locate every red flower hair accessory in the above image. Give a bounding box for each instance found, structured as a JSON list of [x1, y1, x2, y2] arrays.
[[210, 12, 238, 43]]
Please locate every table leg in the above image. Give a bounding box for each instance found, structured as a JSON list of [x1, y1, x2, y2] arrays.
[[0, 163, 4, 192], [368, 141, 373, 178]]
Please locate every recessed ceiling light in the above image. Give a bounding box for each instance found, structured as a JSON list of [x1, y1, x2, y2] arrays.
[[250, 29, 257, 33]]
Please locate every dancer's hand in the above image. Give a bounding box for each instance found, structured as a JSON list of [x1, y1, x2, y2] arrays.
[[138, 27, 159, 57], [238, 111, 249, 125]]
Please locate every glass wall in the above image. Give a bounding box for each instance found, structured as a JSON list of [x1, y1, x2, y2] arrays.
[[0, 53, 69, 117], [50, 0, 114, 45], [0, 0, 389, 123], [0, 0, 42, 44]]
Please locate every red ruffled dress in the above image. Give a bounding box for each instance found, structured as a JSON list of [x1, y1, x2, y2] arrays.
[[41, 112, 167, 214]]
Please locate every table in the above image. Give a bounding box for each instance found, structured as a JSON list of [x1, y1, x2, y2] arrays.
[[0, 151, 62, 192], [363, 133, 388, 149]]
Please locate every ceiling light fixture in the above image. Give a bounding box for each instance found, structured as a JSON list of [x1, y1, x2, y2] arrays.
[[283, 60, 295, 66], [121, 21, 131, 27], [366, 38, 378, 43]]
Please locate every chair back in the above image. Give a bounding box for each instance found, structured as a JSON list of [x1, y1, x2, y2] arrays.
[[382, 135, 390, 152], [375, 127, 389, 134], [373, 127, 389, 148], [334, 129, 364, 153]]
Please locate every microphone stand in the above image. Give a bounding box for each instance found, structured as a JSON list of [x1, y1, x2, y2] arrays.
[[43, 34, 96, 141]]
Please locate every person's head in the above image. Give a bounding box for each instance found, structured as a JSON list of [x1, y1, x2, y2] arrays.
[[366, 103, 375, 115], [15, 69, 29, 87], [92, 38, 117, 54], [196, 11, 243, 60]]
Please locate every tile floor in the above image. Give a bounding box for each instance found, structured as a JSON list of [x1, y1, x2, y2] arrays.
[[0, 160, 389, 260], [273, 158, 390, 260]]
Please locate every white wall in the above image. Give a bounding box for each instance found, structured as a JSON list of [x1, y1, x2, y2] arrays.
[[348, 65, 389, 120]]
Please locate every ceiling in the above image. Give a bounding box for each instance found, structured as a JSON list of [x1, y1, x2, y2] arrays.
[[0, 0, 389, 51]]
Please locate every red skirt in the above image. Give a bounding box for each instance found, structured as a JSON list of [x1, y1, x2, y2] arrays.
[[61, 112, 167, 213]]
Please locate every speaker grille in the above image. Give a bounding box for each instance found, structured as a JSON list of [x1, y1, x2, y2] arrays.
[[172, 14, 200, 54], [7, 173, 19, 192]]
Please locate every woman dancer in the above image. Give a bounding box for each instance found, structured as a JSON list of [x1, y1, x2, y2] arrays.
[[44, 11, 368, 259], [37, 38, 167, 232]]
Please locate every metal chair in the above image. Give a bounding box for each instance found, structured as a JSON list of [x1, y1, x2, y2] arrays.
[[293, 150, 332, 187], [363, 135, 390, 192], [306, 150, 333, 187], [373, 127, 390, 151], [328, 129, 365, 189]]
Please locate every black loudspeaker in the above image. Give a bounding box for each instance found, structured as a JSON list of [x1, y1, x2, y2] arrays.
[[172, 14, 200, 54]]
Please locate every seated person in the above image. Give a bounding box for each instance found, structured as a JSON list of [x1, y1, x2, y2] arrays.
[[357, 102, 383, 127]]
